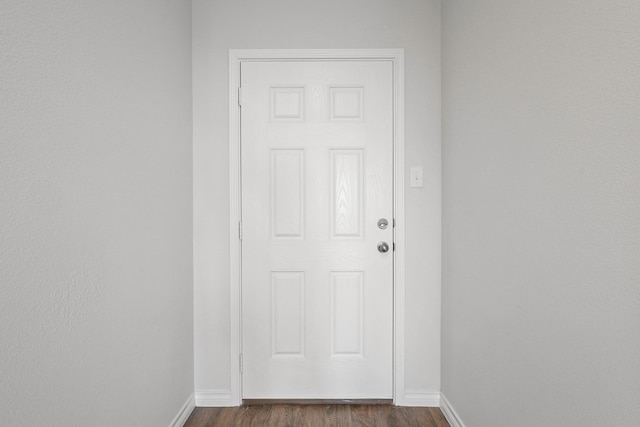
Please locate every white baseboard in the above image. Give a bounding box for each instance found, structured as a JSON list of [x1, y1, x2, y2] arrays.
[[440, 393, 466, 427], [169, 393, 195, 427], [195, 389, 234, 407], [396, 391, 441, 407]]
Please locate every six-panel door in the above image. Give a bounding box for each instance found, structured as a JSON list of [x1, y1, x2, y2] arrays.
[[241, 60, 393, 399]]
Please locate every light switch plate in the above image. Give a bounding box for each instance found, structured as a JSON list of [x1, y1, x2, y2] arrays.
[[410, 167, 424, 188]]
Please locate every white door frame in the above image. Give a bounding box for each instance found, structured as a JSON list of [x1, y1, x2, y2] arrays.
[[229, 49, 406, 406]]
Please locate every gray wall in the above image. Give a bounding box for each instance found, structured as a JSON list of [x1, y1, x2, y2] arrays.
[[193, 0, 442, 399], [0, 1, 193, 426], [442, 1, 640, 426]]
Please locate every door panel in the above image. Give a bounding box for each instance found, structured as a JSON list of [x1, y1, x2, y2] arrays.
[[241, 60, 393, 399]]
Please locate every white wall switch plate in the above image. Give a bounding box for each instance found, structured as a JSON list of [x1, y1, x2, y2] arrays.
[[410, 166, 424, 188]]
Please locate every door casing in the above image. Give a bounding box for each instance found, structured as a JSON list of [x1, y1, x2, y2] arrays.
[[229, 49, 406, 406]]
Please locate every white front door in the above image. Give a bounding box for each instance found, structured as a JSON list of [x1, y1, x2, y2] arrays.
[[241, 60, 394, 399]]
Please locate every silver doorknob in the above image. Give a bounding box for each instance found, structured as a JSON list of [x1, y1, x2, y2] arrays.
[[377, 241, 390, 253]]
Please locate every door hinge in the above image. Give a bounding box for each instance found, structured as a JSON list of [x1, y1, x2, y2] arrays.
[[238, 221, 243, 240], [238, 87, 243, 106], [239, 353, 243, 373]]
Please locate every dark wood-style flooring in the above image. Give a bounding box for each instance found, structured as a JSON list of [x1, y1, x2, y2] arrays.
[[184, 404, 450, 427]]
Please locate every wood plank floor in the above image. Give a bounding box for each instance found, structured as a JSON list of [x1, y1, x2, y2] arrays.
[[184, 404, 450, 427]]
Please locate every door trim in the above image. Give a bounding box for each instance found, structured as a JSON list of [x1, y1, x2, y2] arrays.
[[229, 49, 405, 406]]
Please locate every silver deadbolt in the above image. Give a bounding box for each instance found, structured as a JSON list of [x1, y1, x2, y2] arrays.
[[377, 241, 390, 253], [377, 218, 389, 230]]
